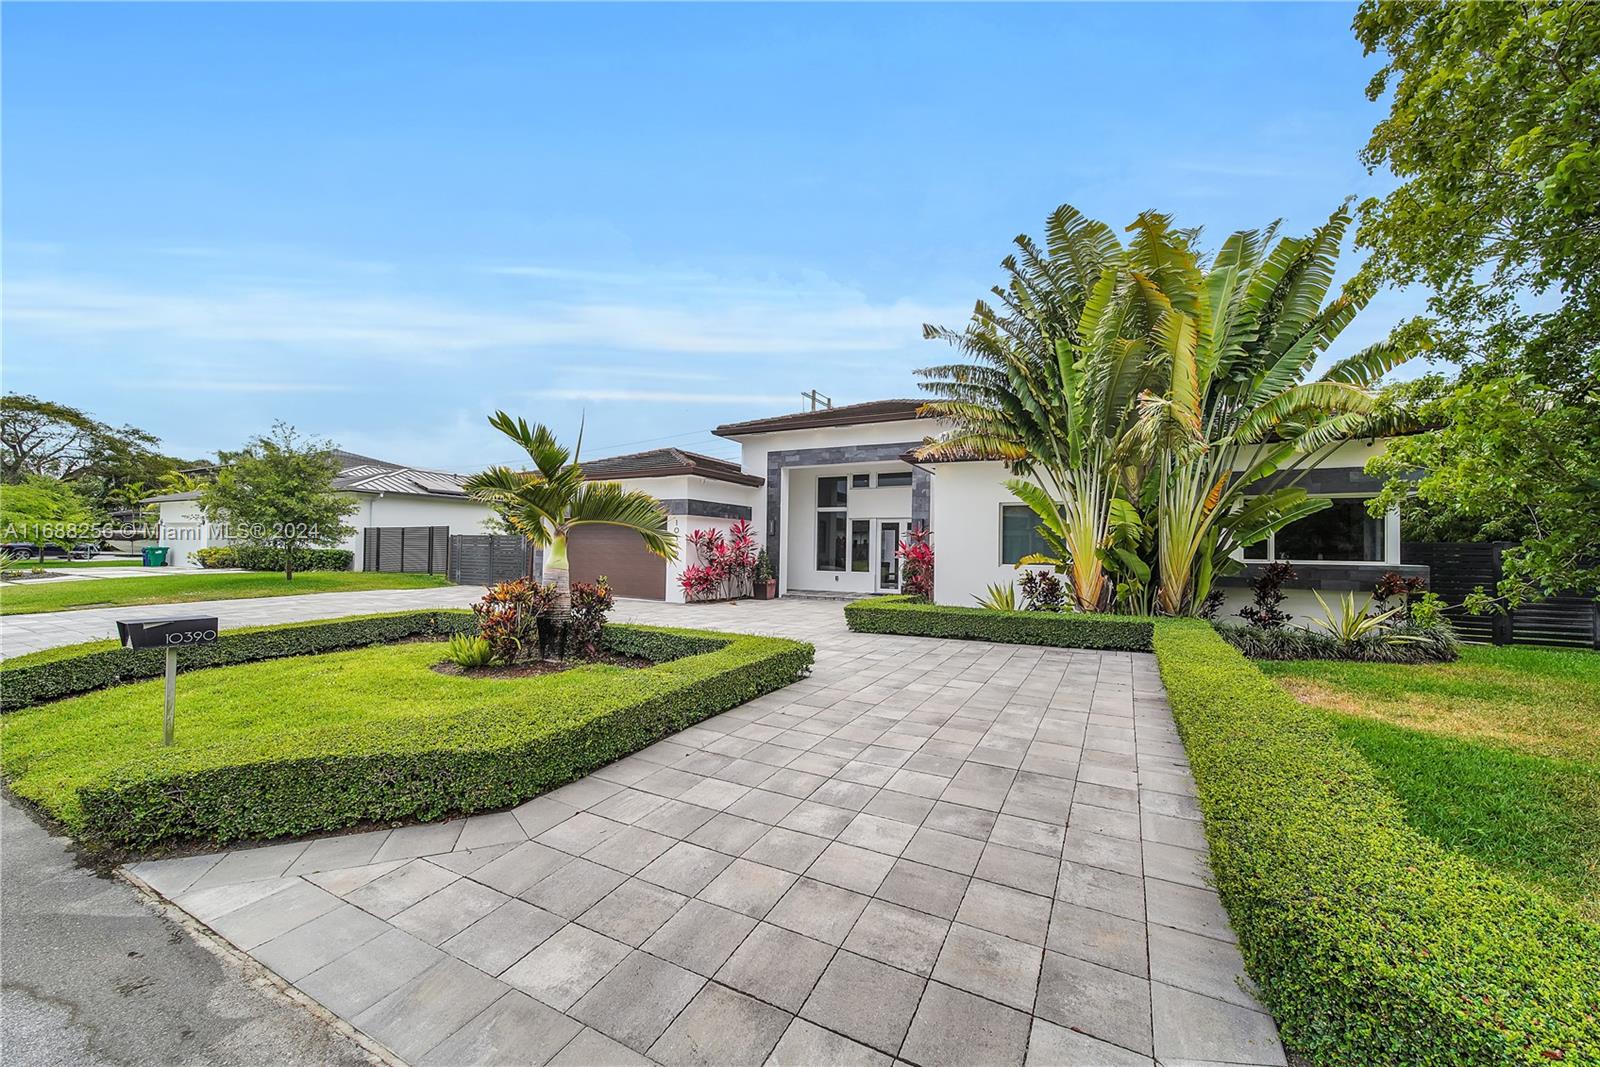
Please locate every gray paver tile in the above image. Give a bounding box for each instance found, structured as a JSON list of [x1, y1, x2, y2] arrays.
[[638, 841, 734, 896], [1147, 923, 1258, 1009], [697, 857, 797, 918], [685, 812, 768, 855], [285, 831, 391, 877], [471, 841, 573, 896], [186, 841, 308, 890], [391, 877, 509, 945], [955, 879, 1052, 947], [646, 982, 791, 1066], [1146, 877, 1236, 943], [546, 1027, 652, 1066], [641, 898, 758, 977], [799, 950, 924, 1055], [806, 840, 896, 894], [840, 899, 949, 976], [988, 813, 1065, 857], [1056, 860, 1145, 923], [1026, 1017, 1153, 1067], [582, 824, 677, 875], [777, 799, 856, 837], [512, 797, 580, 839], [635, 797, 720, 838], [861, 788, 935, 826], [569, 949, 705, 1053], [1141, 841, 1209, 888], [900, 980, 1031, 1067], [537, 812, 627, 856], [253, 902, 390, 982], [766, 876, 870, 946], [352, 956, 508, 1063], [418, 990, 582, 1067], [346, 859, 458, 919], [768, 1017, 890, 1066], [372, 820, 465, 863], [921, 800, 998, 841], [727, 788, 804, 824], [837, 812, 918, 856], [577, 878, 687, 947], [207, 880, 342, 950], [902, 826, 985, 875], [1047, 901, 1148, 978], [442, 898, 566, 976], [930, 922, 1042, 1011], [1035, 950, 1153, 1056], [714, 922, 834, 1012], [126, 854, 221, 897], [741, 826, 831, 873], [1151, 982, 1286, 1065], [520, 857, 628, 918], [875, 858, 969, 920], [975, 842, 1059, 896], [501, 923, 631, 1011], [1061, 828, 1143, 877], [296, 928, 444, 1018], [457, 811, 528, 851]]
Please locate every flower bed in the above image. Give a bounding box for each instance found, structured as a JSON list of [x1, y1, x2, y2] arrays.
[[0, 623, 813, 851]]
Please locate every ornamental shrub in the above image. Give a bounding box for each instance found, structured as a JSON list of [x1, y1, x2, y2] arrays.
[[1017, 569, 1066, 612], [845, 595, 1153, 650], [193, 547, 238, 569], [896, 526, 935, 602], [229, 545, 354, 572], [568, 577, 614, 658]]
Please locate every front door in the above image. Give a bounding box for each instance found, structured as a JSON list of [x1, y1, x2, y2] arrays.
[[875, 519, 907, 592]]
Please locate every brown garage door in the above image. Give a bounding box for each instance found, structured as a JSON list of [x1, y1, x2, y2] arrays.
[[567, 526, 666, 600]]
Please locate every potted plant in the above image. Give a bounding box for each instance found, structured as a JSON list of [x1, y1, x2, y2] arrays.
[[753, 548, 777, 599]]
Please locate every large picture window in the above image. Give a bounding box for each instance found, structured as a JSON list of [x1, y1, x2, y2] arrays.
[[1000, 505, 1052, 565], [1250, 497, 1385, 563]]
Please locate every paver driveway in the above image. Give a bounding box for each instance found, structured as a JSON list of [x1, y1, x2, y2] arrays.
[[123, 599, 1285, 1066]]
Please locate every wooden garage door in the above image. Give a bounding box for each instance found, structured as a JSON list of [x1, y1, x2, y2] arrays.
[[567, 526, 666, 600]]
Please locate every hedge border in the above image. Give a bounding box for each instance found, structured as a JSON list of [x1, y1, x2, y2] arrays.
[[844, 595, 1154, 650], [7, 624, 812, 851], [0, 610, 477, 711], [844, 597, 1600, 1064]]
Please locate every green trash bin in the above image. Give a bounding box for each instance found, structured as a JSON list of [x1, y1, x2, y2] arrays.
[[142, 546, 170, 567]]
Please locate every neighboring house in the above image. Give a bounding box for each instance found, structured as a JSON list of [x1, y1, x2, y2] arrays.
[[146, 451, 495, 570]]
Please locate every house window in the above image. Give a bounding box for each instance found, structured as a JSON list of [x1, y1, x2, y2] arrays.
[[816, 476, 848, 571], [876, 471, 913, 487], [1000, 505, 1052, 565], [851, 520, 870, 571], [1251, 498, 1385, 563], [851, 474, 871, 488]]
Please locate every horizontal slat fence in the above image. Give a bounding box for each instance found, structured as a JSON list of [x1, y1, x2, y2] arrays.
[[1402, 541, 1598, 649], [363, 525, 449, 574], [447, 534, 539, 587]]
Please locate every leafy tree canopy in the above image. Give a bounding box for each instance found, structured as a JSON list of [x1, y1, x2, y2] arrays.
[[0, 393, 191, 515], [0, 476, 96, 553], [1354, 1, 1600, 597], [199, 423, 358, 580]]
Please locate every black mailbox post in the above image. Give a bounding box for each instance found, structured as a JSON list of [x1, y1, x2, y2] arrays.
[[117, 616, 219, 746]]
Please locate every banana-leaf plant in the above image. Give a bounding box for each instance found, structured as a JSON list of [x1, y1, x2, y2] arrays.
[[465, 412, 677, 615]]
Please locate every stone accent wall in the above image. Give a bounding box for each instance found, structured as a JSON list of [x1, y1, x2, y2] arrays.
[[763, 442, 926, 584]]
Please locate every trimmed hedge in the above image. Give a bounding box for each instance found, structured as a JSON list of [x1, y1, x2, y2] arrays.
[[0, 611, 476, 711], [844, 595, 1154, 650], [195, 546, 355, 571], [1215, 620, 1460, 663], [4, 624, 812, 850], [1155, 621, 1599, 1065]]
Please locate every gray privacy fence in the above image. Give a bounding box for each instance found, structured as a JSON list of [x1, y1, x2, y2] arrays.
[[447, 534, 540, 586], [363, 526, 449, 574], [1402, 541, 1598, 649]]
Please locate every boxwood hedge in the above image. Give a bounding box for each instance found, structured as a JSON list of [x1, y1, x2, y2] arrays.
[[3, 624, 813, 851], [0, 610, 477, 711], [844, 595, 1154, 650], [1158, 620, 1598, 1065]]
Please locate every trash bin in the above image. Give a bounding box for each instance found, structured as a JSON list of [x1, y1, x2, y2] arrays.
[[142, 546, 170, 567]]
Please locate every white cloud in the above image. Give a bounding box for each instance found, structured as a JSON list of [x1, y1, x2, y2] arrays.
[[4, 271, 959, 358]]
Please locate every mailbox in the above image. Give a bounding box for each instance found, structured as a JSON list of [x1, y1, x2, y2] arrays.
[[116, 615, 219, 746], [117, 616, 220, 650]]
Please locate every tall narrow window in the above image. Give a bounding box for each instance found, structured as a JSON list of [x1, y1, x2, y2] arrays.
[[851, 520, 870, 571], [816, 476, 849, 571]]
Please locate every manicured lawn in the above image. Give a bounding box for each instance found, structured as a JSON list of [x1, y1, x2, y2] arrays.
[[30, 559, 142, 568], [0, 625, 811, 848], [0, 570, 452, 615], [1260, 645, 1600, 915]]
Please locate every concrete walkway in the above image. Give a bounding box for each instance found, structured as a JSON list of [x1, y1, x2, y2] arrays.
[[0, 585, 478, 658], [122, 600, 1286, 1066]]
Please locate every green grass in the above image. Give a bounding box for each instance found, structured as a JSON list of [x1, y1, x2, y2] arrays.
[[0, 624, 812, 848], [0, 570, 452, 615], [1260, 645, 1600, 916], [27, 559, 143, 568]]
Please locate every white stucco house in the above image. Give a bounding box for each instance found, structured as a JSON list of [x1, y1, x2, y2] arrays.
[[581, 397, 1422, 624], [147, 451, 495, 570]]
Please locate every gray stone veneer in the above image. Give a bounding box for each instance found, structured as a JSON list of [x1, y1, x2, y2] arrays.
[[661, 499, 753, 521], [763, 443, 928, 584]]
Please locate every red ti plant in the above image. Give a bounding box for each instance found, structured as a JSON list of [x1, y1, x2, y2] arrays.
[[471, 578, 553, 663], [680, 520, 759, 601], [897, 526, 935, 602]]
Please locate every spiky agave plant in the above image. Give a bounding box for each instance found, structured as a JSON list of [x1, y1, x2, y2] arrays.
[[1126, 204, 1422, 615], [465, 413, 677, 615]]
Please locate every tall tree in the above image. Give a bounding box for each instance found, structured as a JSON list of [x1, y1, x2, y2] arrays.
[[1354, 1, 1600, 596], [199, 423, 358, 580], [0, 477, 96, 559], [465, 413, 676, 614]]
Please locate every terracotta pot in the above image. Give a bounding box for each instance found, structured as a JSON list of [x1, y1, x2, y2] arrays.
[[753, 579, 777, 600]]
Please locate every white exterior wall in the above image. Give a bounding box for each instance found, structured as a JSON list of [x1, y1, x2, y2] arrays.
[[925, 461, 1052, 607], [605, 475, 761, 603], [156, 498, 234, 567], [344, 494, 496, 569]]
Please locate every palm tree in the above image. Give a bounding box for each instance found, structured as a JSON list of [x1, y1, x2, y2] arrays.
[[1128, 204, 1419, 614], [465, 413, 677, 614]]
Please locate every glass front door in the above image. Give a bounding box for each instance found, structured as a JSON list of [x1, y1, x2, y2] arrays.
[[876, 520, 904, 592]]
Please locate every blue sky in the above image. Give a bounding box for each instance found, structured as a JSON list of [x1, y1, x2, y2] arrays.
[[3, 2, 1417, 471]]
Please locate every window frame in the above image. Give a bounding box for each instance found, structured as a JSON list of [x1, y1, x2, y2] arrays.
[[998, 503, 1054, 566], [1245, 495, 1388, 565]]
